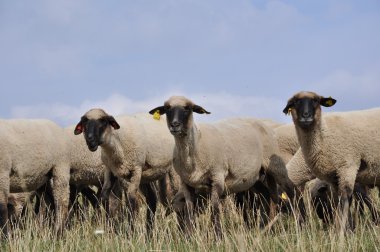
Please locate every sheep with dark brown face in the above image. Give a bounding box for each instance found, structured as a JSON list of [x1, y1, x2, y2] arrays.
[[150, 96, 305, 238], [283, 91, 380, 233], [74, 109, 175, 235]]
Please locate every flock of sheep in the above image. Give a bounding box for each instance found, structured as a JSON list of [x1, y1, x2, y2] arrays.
[[1, 91, 379, 239]]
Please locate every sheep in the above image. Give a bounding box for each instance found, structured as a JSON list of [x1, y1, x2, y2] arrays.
[[0, 119, 70, 237], [74, 109, 175, 235], [283, 91, 380, 232], [149, 96, 305, 238], [274, 122, 380, 226]]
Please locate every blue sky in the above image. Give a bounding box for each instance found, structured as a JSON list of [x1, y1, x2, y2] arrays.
[[1, 0, 379, 126]]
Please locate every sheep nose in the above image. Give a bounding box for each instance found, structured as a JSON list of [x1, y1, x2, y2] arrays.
[[303, 111, 311, 118], [171, 121, 180, 127], [87, 132, 95, 140]]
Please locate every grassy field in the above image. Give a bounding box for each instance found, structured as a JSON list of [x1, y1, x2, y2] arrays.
[[1, 194, 380, 252]]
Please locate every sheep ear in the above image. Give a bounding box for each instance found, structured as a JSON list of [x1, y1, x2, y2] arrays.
[[193, 105, 210, 114], [106, 116, 120, 130], [74, 121, 84, 135], [320, 97, 336, 107], [149, 106, 166, 115], [282, 100, 294, 115]]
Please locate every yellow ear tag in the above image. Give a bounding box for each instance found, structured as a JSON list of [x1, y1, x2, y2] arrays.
[[325, 97, 334, 106], [281, 192, 288, 200], [287, 108, 292, 115], [153, 110, 161, 120]]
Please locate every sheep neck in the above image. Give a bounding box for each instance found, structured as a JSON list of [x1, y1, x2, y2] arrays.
[[295, 119, 327, 171], [101, 130, 124, 166], [174, 124, 200, 173]]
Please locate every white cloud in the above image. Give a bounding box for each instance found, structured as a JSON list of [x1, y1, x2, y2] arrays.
[[10, 92, 292, 127]]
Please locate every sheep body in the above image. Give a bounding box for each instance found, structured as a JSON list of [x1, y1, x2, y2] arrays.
[[295, 108, 380, 185], [284, 91, 380, 231], [0, 119, 70, 235], [173, 118, 264, 193], [98, 113, 174, 182]]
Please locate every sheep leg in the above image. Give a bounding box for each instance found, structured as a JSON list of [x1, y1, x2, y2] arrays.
[[35, 182, 55, 224], [100, 169, 115, 216], [120, 166, 142, 234], [337, 174, 355, 234], [359, 189, 380, 224], [352, 184, 380, 224], [109, 180, 123, 220], [353, 183, 368, 216], [140, 183, 157, 238], [81, 186, 99, 210], [52, 165, 70, 236], [252, 181, 271, 228], [181, 182, 195, 237], [265, 174, 279, 220], [235, 191, 253, 228], [69, 185, 80, 219], [0, 187, 9, 238], [171, 190, 186, 231], [210, 178, 224, 239], [157, 173, 172, 209]]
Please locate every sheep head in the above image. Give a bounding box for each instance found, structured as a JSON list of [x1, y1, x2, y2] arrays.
[[74, 108, 120, 152], [149, 96, 210, 137], [283, 91, 336, 129]]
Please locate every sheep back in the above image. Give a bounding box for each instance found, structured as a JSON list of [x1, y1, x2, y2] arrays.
[[0, 119, 69, 193]]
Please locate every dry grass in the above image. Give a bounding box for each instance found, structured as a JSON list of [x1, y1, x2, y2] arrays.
[[2, 192, 380, 252]]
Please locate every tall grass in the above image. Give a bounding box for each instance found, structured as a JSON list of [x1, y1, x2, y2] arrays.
[[2, 192, 380, 252]]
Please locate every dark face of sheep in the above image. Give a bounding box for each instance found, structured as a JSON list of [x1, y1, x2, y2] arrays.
[[283, 92, 336, 129], [165, 105, 193, 136], [149, 96, 210, 137], [74, 109, 120, 152]]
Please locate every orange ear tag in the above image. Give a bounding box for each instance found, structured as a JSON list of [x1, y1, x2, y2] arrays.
[[287, 108, 292, 115], [153, 110, 161, 120]]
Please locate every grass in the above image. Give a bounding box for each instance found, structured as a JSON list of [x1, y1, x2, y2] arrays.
[[2, 193, 380, 252]]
